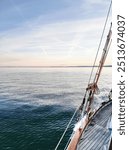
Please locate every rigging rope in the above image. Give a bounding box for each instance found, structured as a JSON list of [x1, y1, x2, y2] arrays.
[[83, 0, 112, 99], [54, 1, 112, 150], [54, 106, 79, 150], [86, 1, 112, 91]]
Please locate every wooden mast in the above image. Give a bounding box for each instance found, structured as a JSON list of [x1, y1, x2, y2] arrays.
[[86, 23, 112, 108], [67, 23, 112, 150]]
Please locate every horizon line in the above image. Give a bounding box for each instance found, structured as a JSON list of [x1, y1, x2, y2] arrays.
[[0, 65, 112, 68]]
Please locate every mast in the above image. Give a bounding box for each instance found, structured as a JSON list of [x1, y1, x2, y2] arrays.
[[81, 23, 112, 117], [66, 23, 112, 150], [54, 7, 112, 149]]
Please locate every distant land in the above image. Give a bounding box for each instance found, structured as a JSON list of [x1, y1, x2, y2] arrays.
[[0, 65, 112, 68]]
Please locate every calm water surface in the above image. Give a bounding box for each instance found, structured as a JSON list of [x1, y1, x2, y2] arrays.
[[0, 67, 111, 150]]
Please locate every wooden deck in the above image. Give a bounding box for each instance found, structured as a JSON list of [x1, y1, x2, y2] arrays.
[[76, 101, 112, 150]]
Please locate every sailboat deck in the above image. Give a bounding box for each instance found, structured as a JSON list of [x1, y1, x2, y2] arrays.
[[76, 101, 112, 150]]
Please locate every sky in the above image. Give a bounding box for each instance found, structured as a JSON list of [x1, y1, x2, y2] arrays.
[[0, 0, 112, 66]]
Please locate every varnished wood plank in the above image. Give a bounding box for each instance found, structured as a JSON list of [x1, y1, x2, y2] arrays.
[[77, 101, 112, 150]]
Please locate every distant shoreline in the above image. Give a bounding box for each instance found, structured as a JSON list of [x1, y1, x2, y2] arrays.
[[0, 65, 112, 68]]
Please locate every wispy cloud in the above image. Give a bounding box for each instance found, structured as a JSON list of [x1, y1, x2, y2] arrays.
[[0, 0, 111, 66]]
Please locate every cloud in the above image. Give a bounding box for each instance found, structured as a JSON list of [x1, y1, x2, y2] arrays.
[[0, 0, 112, 66], [0, 16, 111, 66]]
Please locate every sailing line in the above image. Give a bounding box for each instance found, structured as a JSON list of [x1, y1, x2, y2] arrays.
[[81, 1, 112, 117], [54, 1, 112, 150]]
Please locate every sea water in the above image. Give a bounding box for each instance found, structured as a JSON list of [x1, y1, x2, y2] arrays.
[[0, 67, 111, 150]]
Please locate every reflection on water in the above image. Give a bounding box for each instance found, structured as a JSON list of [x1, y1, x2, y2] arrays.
[[0, 67, 111, 150]]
